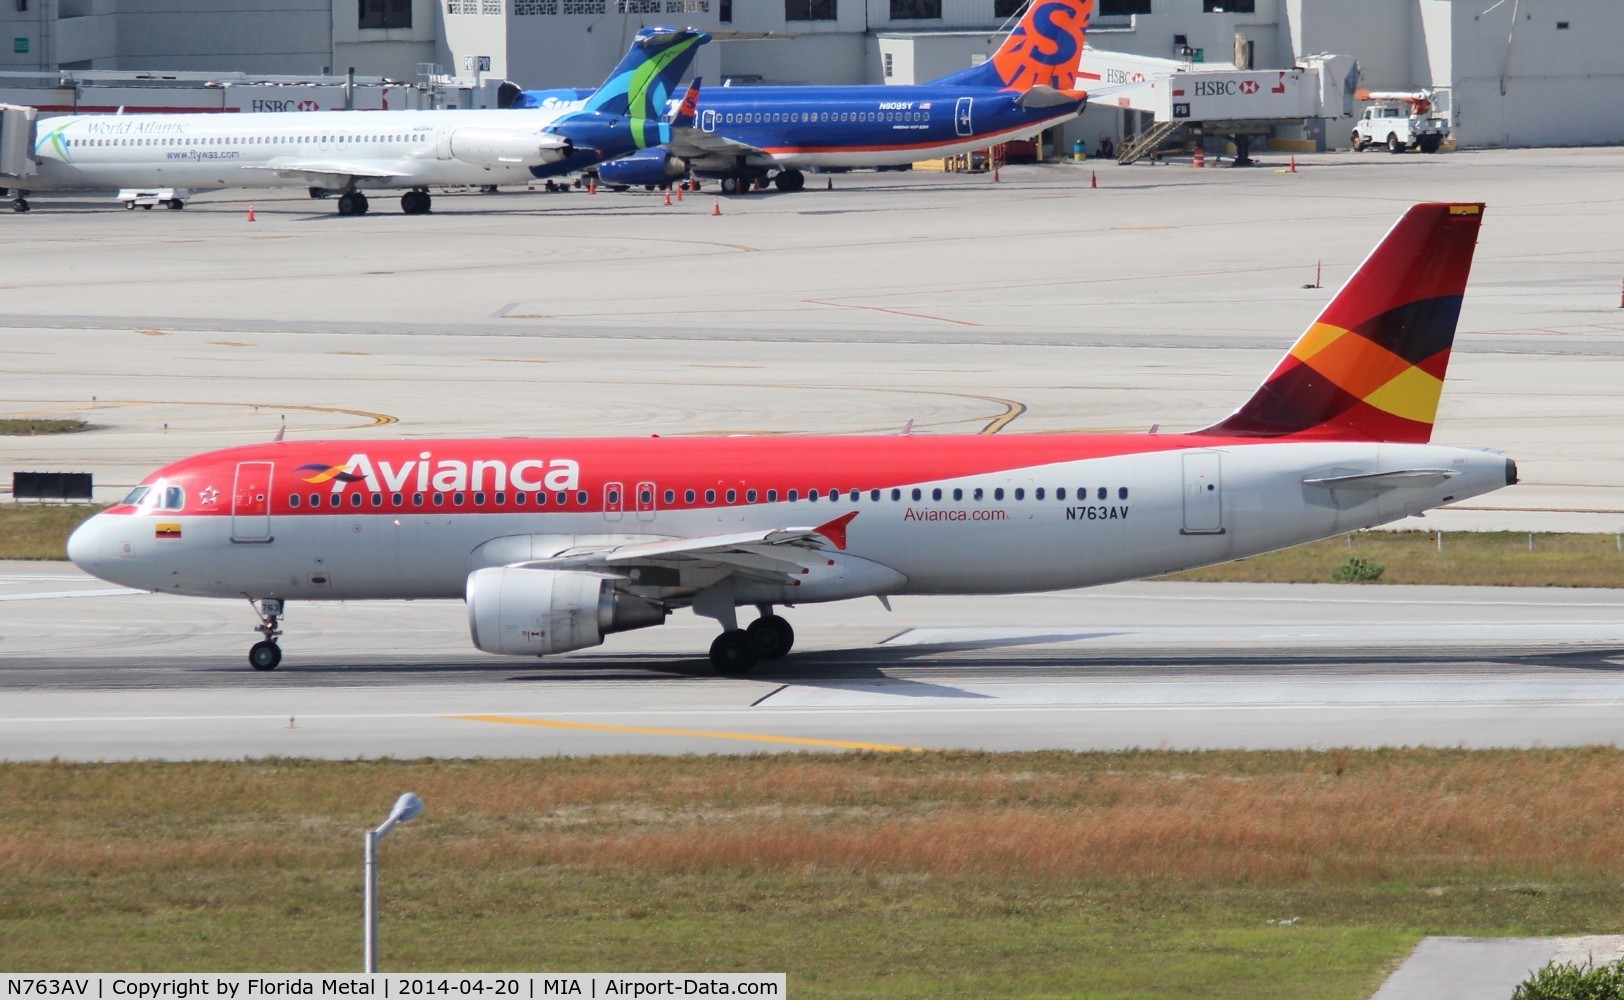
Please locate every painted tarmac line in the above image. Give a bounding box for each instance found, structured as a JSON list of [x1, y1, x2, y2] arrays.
[[447, 713, 923, 752], [0, 588, 143, 601]]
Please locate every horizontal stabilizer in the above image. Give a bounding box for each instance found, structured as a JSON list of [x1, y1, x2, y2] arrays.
[[1017, 86, 1088, 109], [1303, 468, 1458, 491]]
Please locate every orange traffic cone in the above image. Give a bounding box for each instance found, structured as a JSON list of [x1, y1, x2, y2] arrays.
[[675, 184, 683, 202], [664, 190, 672, 206], [589, 178, 596, 195], [1090, 170, 1097, 189], [712, 198, 720, 216], [246, 204, 256, 222], [1193, 146, 1205, 169], [1289, 154, 1298, 173]]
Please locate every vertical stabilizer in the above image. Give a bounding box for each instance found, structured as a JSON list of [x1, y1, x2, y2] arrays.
[[930, 0, 1093, 92], [583, 27, 709, 129], [1196, 203, 1485, 443]]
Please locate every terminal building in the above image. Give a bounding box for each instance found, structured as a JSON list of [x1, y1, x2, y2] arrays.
[[0, 0, 1619, 149]]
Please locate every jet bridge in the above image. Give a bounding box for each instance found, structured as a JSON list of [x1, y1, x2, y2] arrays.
[[1079, 49, 1360, 165]]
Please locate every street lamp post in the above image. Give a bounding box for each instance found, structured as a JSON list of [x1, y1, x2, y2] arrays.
[[364, 792, 424, 973]]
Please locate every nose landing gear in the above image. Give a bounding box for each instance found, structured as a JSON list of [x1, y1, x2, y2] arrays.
[[248, 598, 284, 671]]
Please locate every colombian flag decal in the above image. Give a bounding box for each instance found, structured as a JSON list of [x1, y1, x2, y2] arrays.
[[155, 523, 182, 539]]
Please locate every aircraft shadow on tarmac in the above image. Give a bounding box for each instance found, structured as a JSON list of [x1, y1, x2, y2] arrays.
[[12, 641, 1623, 692]]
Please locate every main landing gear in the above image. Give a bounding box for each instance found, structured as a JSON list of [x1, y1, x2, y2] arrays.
[[248, 598, 284, 671], [11, 195, 29, 213], [336, 191, 370, 216], [708, 606, 795, 675], [400, 189, 432, 215]]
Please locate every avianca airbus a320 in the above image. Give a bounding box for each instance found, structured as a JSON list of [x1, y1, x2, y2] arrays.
[[69, 203, 1515, 673]]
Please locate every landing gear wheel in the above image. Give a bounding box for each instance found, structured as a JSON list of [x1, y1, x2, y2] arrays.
[[400, 189, 432, 214], [249, 640, 282, 671], [720, 175, 741, 195], [709, 630, 759, 675], [1386, 133, 1403, 154], [747, 615, 795, 660], [12, 197, 29, 213], [248, 598, 285, 671], [773, 169, 805, 192], [337, 192, 369, 216]]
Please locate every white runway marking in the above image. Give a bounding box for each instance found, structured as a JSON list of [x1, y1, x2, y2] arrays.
[[0, 588, 142, 601]]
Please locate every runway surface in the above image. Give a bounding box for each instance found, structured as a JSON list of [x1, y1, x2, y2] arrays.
[[4, 563, 1621, 760], [4, 150, 1624, 760], [4, 149, 1624, 532]]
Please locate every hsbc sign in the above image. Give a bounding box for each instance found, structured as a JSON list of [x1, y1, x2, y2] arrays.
[[1163, 70, 1311, 121], [249, 98, 324, 112]]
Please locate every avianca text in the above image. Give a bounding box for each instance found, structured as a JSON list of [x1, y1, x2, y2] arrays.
[[317, 453, 581, 493]]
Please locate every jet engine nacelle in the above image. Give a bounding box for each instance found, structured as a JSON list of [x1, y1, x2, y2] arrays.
[[448, 127, 570, 168], [466, 567, 667, 656], [597, 147, 689, 186]]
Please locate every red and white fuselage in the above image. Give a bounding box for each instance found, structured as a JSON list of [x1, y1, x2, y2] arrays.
[[67, 203, 1515, 671]]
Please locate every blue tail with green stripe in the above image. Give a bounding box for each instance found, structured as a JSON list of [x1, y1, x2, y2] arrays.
[[535, 27, 708, 177]]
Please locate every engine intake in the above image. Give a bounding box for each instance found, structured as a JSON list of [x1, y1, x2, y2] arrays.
[[466, 567, 666, 656]]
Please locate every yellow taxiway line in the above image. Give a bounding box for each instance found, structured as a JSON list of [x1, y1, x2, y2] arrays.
[[447, 714, 922, 752]]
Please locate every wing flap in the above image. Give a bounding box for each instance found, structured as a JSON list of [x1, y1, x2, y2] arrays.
[[239, 158, 411, 181]]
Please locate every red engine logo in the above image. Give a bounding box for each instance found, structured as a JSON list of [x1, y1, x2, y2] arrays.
[[1238, 80, 1260, 95]]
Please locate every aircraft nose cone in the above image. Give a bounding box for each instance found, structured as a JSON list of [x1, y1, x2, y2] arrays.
[[66, 515, 103, 575]]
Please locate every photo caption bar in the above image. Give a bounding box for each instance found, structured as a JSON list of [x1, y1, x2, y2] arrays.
[[0, 975, 785, 999]]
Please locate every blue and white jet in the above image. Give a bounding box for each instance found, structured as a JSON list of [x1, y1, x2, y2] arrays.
[[573, 0, 1093, 193]]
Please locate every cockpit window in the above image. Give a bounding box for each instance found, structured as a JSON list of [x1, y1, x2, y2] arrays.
[[161, 486, 185, 510], [121, 486, 151, 506]]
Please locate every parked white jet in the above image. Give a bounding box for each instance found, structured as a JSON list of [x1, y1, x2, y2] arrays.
[[1, 27, 706, 216]]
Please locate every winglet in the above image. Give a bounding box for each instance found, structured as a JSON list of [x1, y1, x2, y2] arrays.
[[813, 511, 859, 550]]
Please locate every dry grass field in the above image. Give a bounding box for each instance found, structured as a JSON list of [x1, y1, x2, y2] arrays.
[[0, 504, 106, 560], [5, 750, 1623, 996], [6, 502, 1624, 589], [1166, 530, 1624, 588]]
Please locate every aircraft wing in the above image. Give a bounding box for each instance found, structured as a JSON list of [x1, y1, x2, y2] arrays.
[[238, 158, 413, 182], [665, 128, 768, 166], [515, 512, 862, 583]]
